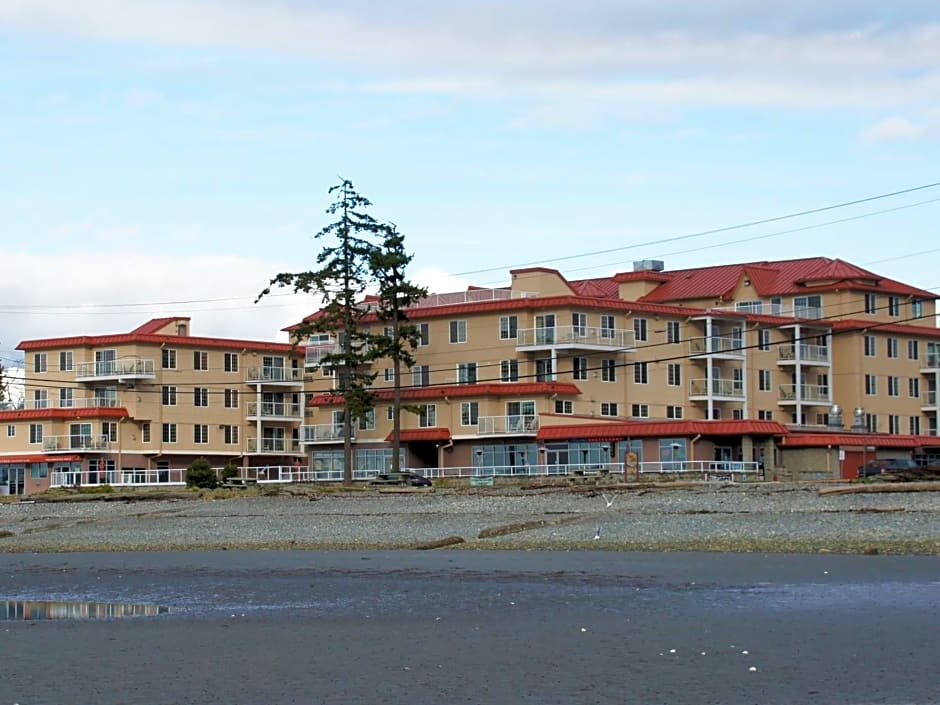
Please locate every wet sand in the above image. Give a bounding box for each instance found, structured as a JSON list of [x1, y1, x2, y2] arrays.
[[2, 550, 940, 704]]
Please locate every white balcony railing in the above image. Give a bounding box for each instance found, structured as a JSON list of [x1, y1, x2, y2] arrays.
[[75, 358, 155, 380], [924, 352, 940, 371], [689, 378, 745, 398], [478, 415, 539, 434], [246, 401, 303, 418], [299, 424, 354, 443], [516, 326, 634, 350], [689, 336, 745, 357], [778, 384, 831, 403], [777, 344, 830, 364], [41, 435, 111, 452], [245, 366, 304, 384], [22, 397, 121, 411], [246, 437, 301, 453], [714, 302, 825, 320]]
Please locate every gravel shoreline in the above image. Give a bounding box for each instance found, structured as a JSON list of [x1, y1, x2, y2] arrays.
[[3, 481, 940, 554]]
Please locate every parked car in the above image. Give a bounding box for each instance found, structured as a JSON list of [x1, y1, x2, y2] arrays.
[[369, 471, 432, 487], [857, 458, 920, 478]]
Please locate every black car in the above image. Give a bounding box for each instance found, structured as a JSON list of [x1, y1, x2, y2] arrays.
[[857, 458, 919, 478], [368, 471, 433, 487]]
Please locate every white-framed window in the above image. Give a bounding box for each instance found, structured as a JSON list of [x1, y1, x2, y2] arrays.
[[29, 423, 43, 444], [633, 318, 648, 342], [449, 320, 467, 344], [384, 368, 395, 382], [910, 416, 921, 435], [912, 300, 924, 319], [887, 337, 899, 359], [865, 374, 877, 396], [634, 362, 648, 384], [732, 408, 744, 420], [101, 421, 116, 443], [535, 358, 553, 382], [418, 404, 437, 427], [59, 350, 73, 371], [758, 409, 774, 420], [887, 376, 900, 397], [6, 425, 14, 438], [500, 359, 519, 382], [600, 402, 619, 417], [499, 316, 518, 340], [909, 378, 920, 398], [460, 402, 479, 426], [572, 312, 587, 336], [412, 365, 430, 387], [572, 357, 588, 381], [457, 362, 478, 384], [33, 390, 48, 409], [666, 405, 683, 419], [601, 359, 616, 382], [33, 353, 47, 373], [888, 415, 901, 435], [162, 349, 177, 370], [59, 388, 73, 408], [223, 425, 239, 444], [194, 424, 209, 444], [864, 293, 877, 314], [864, 335, 876, 357], [667, 321, 681, 344], [866, 413, 878, 433], [194, 387, 209, 407], [631, 404, 649, 418], [758, 329, 771, 351], [386, 406, 395, 421], [908, 340, 919, 360], [193, 350, 209, 371], [600, 315, 615, 339], [162, 386, 177, 406], [141, 423, 150, 443], [554, 399, 573, 414], [224, 352, 239, 372], [224, 389, 239, 408], [759, 370, 772, 392], [358, 409, 376, 431], [888, 295, 900, 317], [417, 322, 429, 346], [163, 423, 177, 443], [667, 364, 681, 387]]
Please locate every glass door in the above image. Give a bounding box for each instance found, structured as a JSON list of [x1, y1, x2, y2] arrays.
[[535, 314, 555, 344], [95, 349, 116, 376]]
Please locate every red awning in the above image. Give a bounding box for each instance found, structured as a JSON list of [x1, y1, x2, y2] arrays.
[[386, 428, 452, 442], [0, 454, 82, 464]]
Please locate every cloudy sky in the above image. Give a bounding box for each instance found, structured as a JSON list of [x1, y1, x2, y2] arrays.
[[2, 0, 939, 366]]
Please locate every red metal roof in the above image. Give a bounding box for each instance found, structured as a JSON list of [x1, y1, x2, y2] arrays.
[[130, 317, 191, 334], [0, 407, 128, 421], [308, 382, 583, 406], [538, 419, 790, 441], [387, 428, 452, 442], [780, 432, 940, 449], [829, 319, 940, 338], [0, 454, 82, 464]]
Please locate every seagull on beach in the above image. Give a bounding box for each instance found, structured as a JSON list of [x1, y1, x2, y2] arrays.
[[593, 526, 601, 540], [601, 493, 616, 509]]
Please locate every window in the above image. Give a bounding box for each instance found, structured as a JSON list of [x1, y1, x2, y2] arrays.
[[758, 410, 774, 420], [162, 349, 177, 370], [908, 340, 919, 360], [224, 389, 239, 408], [864, 293, 877, 314], [912, 300, 924, 319], [162, 386, 177, 406], [449, 320, 467, 344], [384, 368, 395, 382], [666, 405, 683, 419], [631, 404, 649, 418], [142, 423, 151, 443], [33, 353, 47, 373], [888, 376, 900, 398], [667, 364, 681, 387], [193, 350, 209, 371], [572, 312, 587, 336], [759, 370, 772, 392], [794, 294, 822, 318], [910, 416, 921, 435], [888, 415, 901, 435], [99, 421, 116, 443], [33, 390, 48, 409], [224, 352, 239, 372], [7, 425, 15, 438], [457, 362, 478, 385], [888, 296, 900, 317], [193, 387, 209, 407], [358, 409, 376, 431], [30, 463, 48, 480], [601, 359, 616, 382], [865, 413, 878, 433], [418, 404, 437, 427], [499, 316, 518, 340], [633, 318, 648, 342], [887, 337, 899, 359], [865, 374, 877, 396], [162, 423, 177, 443], [732, 408, 744, 420], [29, 423, 43, 444], [535, 358, 553, 382], [667, 321, 681, 344], [386, 406, 395, 421], [864, 335, 876, 357], [572, 357, 588, 381], [909, 378, 920, 398], [600, 402, 618, 417], [634, 362, 648, 384], [758, 329, 771, 351], [223, 425, 239, 444], [417, 322, 429, 346], [600, 315, 615, 339], [194, 424, 209, 444], [59, 351, 73, 371], [461, 402, 479, 426], [554, 399, 573, 414], [411, 365, 430, 387], [500, 359, 519, 382], [59, 388, 73, 408]]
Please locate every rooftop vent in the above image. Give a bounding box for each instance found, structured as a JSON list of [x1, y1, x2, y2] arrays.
[[633, 259, 665, 272]]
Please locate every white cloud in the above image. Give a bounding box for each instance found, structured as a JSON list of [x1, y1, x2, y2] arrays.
[[861, 116, 932, 143]]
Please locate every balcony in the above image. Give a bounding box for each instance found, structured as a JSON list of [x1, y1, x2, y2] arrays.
[[516, 326, 635, 353], [688, 337, 745, 359], [75, 358, 155, 383], [246, 401, 303, 421], [922, 352, 940, 374], [22, 397, 122, 411], [478, 415, 539, 435], [689, 378, 745, 400], [246, 437, 301, 454], [923, 390, 938, 413], [244, 366, 304, 385], [299, 424, 355, 444], [711, 302, 825, 319], [777, 344, 831, 365], [41, 434, 110, 452], [778, 384, 831, 405], [305, 342, 372, 368]]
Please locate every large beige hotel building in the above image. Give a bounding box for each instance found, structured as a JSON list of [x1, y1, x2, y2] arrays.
[[2, 256, 939, 495]]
